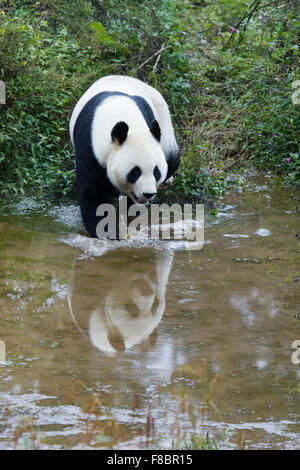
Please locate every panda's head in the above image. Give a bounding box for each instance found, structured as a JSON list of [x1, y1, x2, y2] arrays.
[[107, 120, 167, 204]]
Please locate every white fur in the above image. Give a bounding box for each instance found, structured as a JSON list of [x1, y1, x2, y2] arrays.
[[69, 76, 178, 202], [87, 251, 174, 355], [70, 75, 178, 155], [107, 129, 167, 202]]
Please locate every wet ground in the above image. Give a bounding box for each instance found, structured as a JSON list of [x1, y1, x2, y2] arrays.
[[0, 178, 299, 449]]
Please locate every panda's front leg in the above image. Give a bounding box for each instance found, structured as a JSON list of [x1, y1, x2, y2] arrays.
[[79, 194, 102, 238], [76, 173, 119, 239], [78, 189, 121, 240]]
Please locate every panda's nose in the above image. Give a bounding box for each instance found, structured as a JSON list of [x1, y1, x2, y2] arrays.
[[143, 192, 156, 199]]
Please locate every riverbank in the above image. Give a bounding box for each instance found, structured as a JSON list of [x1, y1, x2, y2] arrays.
[[0, 0, 299, 200]]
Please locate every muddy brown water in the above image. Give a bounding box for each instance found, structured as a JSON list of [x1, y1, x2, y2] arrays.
[[0, 179, 299, 449]]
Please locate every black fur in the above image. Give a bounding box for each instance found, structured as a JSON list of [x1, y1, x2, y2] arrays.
[[127, 166, 142, 184], [130, 94, 156, 128], [165, 150, 180, 182], [73, 90, 179, 238], [153, 165, 161, 182], [111, 121, 129, 144], [150, 120, 161, 141]]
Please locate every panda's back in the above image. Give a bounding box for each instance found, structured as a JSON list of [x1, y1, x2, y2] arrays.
[[70, 76, 156, 144], [69, 75, 178, 154]]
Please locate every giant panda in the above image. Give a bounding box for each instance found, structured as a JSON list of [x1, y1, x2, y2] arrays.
[[69, 75, 180, 238]]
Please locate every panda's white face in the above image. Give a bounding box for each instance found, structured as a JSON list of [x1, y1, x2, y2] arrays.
[[107, 129, 167, 204]]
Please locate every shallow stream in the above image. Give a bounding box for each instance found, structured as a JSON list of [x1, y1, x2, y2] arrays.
[[0, 178, 299, 449]]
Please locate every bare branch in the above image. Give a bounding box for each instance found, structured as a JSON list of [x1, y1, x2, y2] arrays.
[[137, 43, 170, 70]]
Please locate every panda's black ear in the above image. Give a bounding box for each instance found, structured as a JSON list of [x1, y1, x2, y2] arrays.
[[150, 120, 161, 142], [111, 121, 129, 145]]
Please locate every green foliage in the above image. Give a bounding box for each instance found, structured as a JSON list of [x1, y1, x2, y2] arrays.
[[222, 5, 300, 185], [0, 0, 192, 198], [0, 3, 94, 196], [189, 0, 300, 187], [158, 142, 236, 205], [174, 432, 220, 450]]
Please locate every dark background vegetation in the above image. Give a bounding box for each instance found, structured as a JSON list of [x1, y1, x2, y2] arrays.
[[0, 0, 299, 201]]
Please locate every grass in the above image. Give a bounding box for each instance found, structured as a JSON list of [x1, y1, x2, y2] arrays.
[[172, 429, 247, 450]]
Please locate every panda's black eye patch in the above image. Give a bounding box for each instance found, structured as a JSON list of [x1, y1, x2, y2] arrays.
[[127, 166, 142, 184], [153, 165, 161, 182]]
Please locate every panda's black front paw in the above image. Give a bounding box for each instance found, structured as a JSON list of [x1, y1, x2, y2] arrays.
[[94, 222, 120, 241]]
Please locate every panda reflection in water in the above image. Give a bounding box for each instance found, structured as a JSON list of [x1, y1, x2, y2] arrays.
[[69, 75, 180, 238], [68, 250, 174, 357]]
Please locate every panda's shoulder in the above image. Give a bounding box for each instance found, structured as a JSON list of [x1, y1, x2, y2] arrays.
[[99, 75, 167, 108], [74, 91, 126, 136]]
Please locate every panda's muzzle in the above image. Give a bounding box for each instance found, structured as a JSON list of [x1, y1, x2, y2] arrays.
[[131, 192, 156, 204], [143, 192, 156, 200], [139, 192, 156, 203]]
